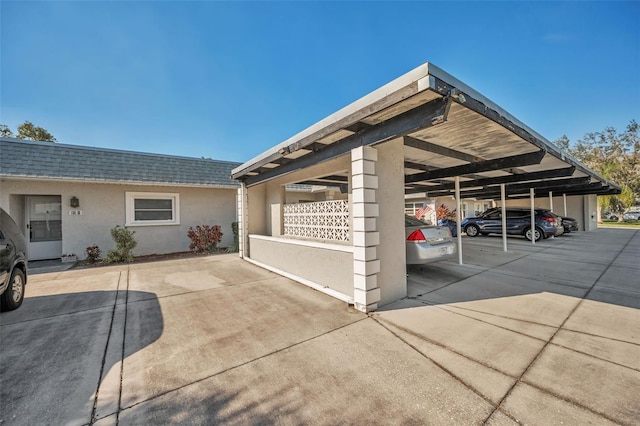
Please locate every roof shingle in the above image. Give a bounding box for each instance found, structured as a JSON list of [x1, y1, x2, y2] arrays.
[[0, 138, 241, 188]]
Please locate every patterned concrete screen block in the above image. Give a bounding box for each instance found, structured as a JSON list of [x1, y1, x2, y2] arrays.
[[283, 200, 350, 242]]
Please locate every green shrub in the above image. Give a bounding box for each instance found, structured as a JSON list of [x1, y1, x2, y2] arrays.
[[226, 222, 239, 253], [85, 245, 101, 263], [104, 226, 137, 263]]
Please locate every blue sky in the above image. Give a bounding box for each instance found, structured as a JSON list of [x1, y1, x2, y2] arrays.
[[2, 1, 638, 163]]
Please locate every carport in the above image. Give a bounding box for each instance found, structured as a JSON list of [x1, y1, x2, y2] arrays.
[[231, 62, 620, 312]]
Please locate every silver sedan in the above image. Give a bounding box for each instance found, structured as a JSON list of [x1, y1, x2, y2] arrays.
[[405, 215, 457, 265]]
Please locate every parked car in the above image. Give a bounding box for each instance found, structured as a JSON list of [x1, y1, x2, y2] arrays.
[[437, 218, 457, 237], [622, 210, 640, 221], [460, 207, 562, 242], [561, 216, 579, 233], [405, 215, 456, 265], [0, 208, 28, 311], [604, 212, 618, 220]]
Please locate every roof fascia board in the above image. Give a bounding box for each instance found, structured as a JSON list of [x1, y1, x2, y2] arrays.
[[243, 96, 452, 187], [425, 73, 620, 191], [231, 64, 437, 179]]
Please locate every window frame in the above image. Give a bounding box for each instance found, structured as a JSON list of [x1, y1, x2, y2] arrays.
[[125, 192, 180, 226]]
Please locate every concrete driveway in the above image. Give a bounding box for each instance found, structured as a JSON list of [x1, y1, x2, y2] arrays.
[[0, 229, 638, 425]]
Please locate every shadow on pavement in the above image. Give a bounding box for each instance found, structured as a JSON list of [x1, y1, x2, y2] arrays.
[[0, 290, 162, 425], [396, 230, 639, 311]]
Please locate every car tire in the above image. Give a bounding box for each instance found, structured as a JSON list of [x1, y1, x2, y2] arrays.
[[465, 224, 480, 237], [524, 227, 542, 242], [1, 268, 25, 311]]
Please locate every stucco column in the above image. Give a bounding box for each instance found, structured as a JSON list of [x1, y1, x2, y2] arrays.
[[375, 139, 407, 304], [351, 146, 381, 312], [237, 183, 249, 258], [584, 194, 598, 231], [266, 182, 285, 236]]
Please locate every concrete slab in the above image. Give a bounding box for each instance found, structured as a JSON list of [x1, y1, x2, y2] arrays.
[[562, 297, 640, 345], [484, 409, 521, 425], [118, 276, 363, 410], [501, 382, 619, 425], [2, 229, 637, 425], [551, 328, 640, 370], [379, 319, 514, 404], [0, 306, 114, 425], [406, 262, 483, 298], [373, 304, 546, 378], [408, 270, 587, 328], [522, 344, 640, 425], [118, 319, 494, 425]]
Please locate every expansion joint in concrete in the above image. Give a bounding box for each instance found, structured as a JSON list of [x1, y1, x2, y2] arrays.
[[481, 230, 638, 425]]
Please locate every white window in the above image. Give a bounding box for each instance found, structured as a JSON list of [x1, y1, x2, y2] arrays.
[[125, 192, 180, 226]]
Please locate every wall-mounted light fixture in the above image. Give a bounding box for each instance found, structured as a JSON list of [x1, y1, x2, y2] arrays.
[[70, 196, 80, 208]]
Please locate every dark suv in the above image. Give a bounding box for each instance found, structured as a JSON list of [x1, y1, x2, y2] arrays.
[[1, 208, 28, 311], [461, 207, 562, 242]]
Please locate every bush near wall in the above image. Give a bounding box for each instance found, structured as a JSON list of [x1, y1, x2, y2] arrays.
[[104, 226, 137, 263], [188, 225, 223, 253]]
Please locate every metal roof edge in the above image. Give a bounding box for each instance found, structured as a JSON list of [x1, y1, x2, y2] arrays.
[[424, 66, 620, 191], [231, 61, 619, 192], [231, 62, 434, 177]]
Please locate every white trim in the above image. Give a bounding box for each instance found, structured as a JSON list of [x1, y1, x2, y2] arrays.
[[243, 257, 354, 304], [248, 234, 354, 253], [0, 175, 238, 189], [125, 191, 180, 226]]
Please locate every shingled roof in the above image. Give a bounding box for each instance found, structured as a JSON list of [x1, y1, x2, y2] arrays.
[[0, 138, 241, 188]]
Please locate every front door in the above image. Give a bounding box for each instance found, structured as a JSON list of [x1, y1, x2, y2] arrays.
[[26, 196, 62, 260]]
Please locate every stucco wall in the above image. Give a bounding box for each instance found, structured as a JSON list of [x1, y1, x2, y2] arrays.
[[0, 179, 237, 258], [249, 235, 354, 297], [375, 139, 407, 306]]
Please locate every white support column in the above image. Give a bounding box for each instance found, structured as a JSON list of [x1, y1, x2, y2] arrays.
[[351, 146, 381, 313], [237, 183, 249, 258], [455, 176, 462, 265], [563, 193, 567, 216], [530, 188, 536, 245], [501, 184, 507, 252], [549, 191, 554, 239]]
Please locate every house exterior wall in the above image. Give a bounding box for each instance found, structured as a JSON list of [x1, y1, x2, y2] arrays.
[[0, 179, 237, 259], [248, 235, 354, 297]]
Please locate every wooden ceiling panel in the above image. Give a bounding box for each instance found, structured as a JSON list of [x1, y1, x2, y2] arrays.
[[361, 91, 442, 125], [411, 104, 536, 160]]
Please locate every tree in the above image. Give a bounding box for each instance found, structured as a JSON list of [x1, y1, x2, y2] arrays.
[[555, 120, 639, 220], [0, 121, 57, 142], [0, 124, 14, 138]]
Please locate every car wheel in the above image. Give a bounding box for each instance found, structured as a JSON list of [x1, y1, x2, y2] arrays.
[[0, 268, 25, 311], [465, 224, 480, 237], [524, 227, 542, 242]]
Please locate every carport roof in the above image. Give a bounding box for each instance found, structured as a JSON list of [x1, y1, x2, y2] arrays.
[[231, 62, 620, 198]]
